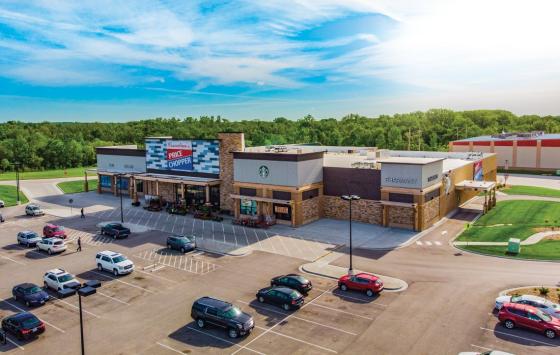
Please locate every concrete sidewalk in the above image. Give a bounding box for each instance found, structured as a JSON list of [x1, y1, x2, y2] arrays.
[[300, 250, 408, 292], [453, 230, 560, 246]]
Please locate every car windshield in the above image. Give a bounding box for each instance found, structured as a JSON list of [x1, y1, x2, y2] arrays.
[[53, 226, 64, 231], [27, 233, 39, 239], [24, 286, 42, 295], [289, 291, 300, 299], [178, 235, 194, 242], [112, 256, 127, 263], [223, 306, 242, 319], [538, 311, 552, 322], [21, 317, 41, 328], [57, 274, 74, 282], [32, 207, 40, 210], [54, 241, 64, 245], [291, 275, 307, 283], [511, 296, 522, 302]]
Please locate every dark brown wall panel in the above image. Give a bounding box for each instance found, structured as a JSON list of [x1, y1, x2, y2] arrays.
[[323, 167, 380, 200]]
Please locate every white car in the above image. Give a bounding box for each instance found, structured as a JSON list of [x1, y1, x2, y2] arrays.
[[17, 231, 42, 247], [25, 204, 44, 216], [0, 199, 5, 207], [36, 238, 67, 255], [495, 294, 560, 318], [95, 250, 134, 276], [43, 269, 81, 291]]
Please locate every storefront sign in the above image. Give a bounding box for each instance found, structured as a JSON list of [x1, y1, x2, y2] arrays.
[[258, 165, 269, 178], [427, 174, 439, 182], [474, 161, 483, 181], [274, 205, 289, 214], [384, 176, 418, 186], [166, 141, 193, 171]]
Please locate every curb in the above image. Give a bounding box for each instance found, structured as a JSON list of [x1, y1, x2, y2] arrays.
[[498, 285, 560, 297], [195, 246, 252, 257], [451, 244, 560, 263]]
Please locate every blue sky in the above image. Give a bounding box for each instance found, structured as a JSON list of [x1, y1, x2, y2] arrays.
[[0, 0, 559, 122]]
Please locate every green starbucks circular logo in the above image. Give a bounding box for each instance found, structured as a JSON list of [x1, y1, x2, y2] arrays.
[[258, 165, 269, 178]]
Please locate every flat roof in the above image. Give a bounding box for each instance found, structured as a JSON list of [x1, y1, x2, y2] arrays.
[[454, 133, 560, 142], [378, 157, 444, 165]]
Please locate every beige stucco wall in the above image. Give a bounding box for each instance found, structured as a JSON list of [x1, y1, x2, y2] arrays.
[[515, 147, 537, 168], [493, 146, 514, 167], [540, 148, 560, 169], [451, 145, 470, 152]]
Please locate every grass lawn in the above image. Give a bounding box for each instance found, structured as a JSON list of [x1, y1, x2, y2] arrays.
[[0, 185, 29, 206], [456, 200, 560, 242], [502, 185, 560, 198], [57, 179, 97, 194], [0, 167, 96, 181], [461, 241, 560, 261]]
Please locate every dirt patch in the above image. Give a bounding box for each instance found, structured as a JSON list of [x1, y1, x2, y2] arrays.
[[533, 227, 560, 233], [506, 286, 560, 303], [543, 234, 560, 241]]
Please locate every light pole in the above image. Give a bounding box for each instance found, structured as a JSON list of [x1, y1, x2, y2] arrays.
[[77, 285, 97, 355], [341, 194, 360, 275], [12, 162, 21, 205]]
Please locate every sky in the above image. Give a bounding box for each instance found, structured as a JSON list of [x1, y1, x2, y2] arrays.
[[0, 0, 559, 122]]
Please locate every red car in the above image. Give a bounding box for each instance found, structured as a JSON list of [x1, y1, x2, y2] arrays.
[[338, 272, 383, 297], [498, 302, 560, 339], [43, 224, 67, 239]]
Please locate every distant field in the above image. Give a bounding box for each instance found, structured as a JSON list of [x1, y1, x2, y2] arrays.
[[0, 185, 29, 207], [0, 167, 96, 181], [502, 185, 560, 198], [57, 179, 98, 194]]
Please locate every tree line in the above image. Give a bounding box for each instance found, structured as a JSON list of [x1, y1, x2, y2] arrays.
[[1, 109, 559, 172]]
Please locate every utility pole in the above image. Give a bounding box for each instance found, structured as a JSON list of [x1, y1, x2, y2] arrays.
[[12, 162, 21, 205]]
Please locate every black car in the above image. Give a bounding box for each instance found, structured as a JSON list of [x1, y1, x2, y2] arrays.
[[191, 297, 254, 339], [12, 283, 49, 307], [167, 235, 196, 253], [271, 274, 313, 294], [256, 286, 304, 311], [101, 223, 131, 239], [1, 312, 45, 340], [0, 213, 4, 223]]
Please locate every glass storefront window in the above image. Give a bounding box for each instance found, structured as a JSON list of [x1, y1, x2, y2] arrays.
[[240, 200, 257, 215], [273, 204, 291, 221], [116, 177, 129, 190], [136, 181, 143, 193], [100, 175, 112, 188], [210, 186, 220, 210], [186, 185, 205, 206]]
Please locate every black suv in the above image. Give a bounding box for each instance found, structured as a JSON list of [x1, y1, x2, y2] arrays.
[[191, 297, 254, 339], [271, 274, 313, 294]]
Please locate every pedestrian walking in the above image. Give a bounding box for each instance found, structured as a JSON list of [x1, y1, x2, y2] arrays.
[[80, 208, 85, 218], [77, 236, 82, 252]]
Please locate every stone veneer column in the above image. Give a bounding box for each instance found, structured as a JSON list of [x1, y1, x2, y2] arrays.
[[218, 132, 245, 213]]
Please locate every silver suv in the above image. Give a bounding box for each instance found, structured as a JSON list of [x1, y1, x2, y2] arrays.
[[17, 231, 42, 247]]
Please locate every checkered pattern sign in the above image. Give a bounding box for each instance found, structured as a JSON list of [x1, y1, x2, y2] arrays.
[[146, 138, 219, 174]]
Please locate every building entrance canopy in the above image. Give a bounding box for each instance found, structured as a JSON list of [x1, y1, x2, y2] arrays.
[[133, 173, 220, 186], [454, 180, 496, 192]]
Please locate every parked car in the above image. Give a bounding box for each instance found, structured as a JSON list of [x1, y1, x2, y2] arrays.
[[0, 199, 4, 208], [271, 274, 313, 294], [338, 272, 384, 297], [101, 223, 130, 239], [42, 224, 67, 239], [36, 238, 66, 255], [17, 231, 42, 247], [191, 297, 254, 339], [43, 269, 80, 292], [495, 294, 560, 318], [12, 283, 49, 307], [167, 235, 196, 253], [0, 212, 4, 223], [25, 204, 44, 216], [1, 312, 45, 340], [256, 286, 304, 311], [95, 250, 134, 276], [498, 302, 560, 339]]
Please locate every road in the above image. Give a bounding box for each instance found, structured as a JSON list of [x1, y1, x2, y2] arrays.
[[499, 173, 560, 189]]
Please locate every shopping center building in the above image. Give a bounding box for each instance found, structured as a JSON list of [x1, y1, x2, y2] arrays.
[[96, 132, 497, 231]]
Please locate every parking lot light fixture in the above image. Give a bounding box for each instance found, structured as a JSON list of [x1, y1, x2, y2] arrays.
[[341, 194, 360, 275], [77, 285, 97, 355]]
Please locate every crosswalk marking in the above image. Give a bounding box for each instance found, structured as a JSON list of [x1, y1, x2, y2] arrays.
[[425, 241, 432, 246], [416, 241, 423, 245], [416, 240, 445, 247], [435, 241, 442, 246]]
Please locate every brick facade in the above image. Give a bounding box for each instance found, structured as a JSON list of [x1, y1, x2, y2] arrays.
[[422, 197, 440, 227], [323, 196, 383, 225], [301, 197, 321, 224], [219, 133, 245, 213], [387, 205, 415, 228]]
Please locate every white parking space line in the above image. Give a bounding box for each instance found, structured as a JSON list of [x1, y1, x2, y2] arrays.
[[0, 252, 26, 265], [237, 300, 357, 335], [186, 326, 266, 355], [416, 241, 423, 246], [96, 291, 130, 306], [480, 327, 558, 346], [308, 302, 375, 321], [470, 344, 493, 351], [5, 336, 25, 350], [51, 296, 100, 318], [90, 270, 155, 294], [181, 216, 187, 235], [435, 241, 442, 246], [425, 241, 433, 246], [253, 325, 337, 354], [156, 342, 185, 354], [1, 299, 66, 333]]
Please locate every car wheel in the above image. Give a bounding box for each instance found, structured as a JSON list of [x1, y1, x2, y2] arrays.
[[180, 247, 186, 253], [366, 289, 374, 297], [113, 269, 119, 276], [43, 281, 48, 289], [48, 249, 52, 255], [340, 284, 348, 291], [258, 296, 265, 303], [25, 301, 31, 307], [545, 329, 556, 339], [196, 319, 205, 328], [504, 319, 515, 329], [283, 303, 290, 311], [228, 328, 239, 339], [97, 264, 103, 271]]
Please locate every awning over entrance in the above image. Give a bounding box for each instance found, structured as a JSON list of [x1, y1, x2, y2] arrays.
[[133, 173, 220, 186], [455, 180, 496, 191], [229, 194, 292, 205]]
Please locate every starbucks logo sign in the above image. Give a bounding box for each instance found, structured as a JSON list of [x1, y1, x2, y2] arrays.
[[258, 165, 269, 178]]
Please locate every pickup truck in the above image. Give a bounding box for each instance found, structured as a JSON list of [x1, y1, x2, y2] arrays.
[[100, 223, 131, 239]]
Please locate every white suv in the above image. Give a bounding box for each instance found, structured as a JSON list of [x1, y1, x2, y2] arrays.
[[36, 238, 67, 255], [96, 251, 134, 276], [43, 269, 81, 291], [25, 204, 44, 216]]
